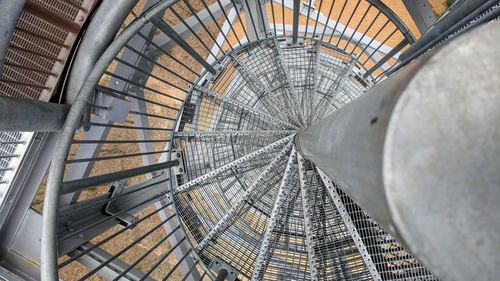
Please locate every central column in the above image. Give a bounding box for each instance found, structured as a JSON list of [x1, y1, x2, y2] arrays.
[[295, 23, 500, 281]]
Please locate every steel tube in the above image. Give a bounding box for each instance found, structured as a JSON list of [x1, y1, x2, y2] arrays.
[[65, 0, 137, 104], [0, 96, 70, 132], [295, 23, 500, 281]]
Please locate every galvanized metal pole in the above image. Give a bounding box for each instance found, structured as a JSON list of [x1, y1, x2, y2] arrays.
[[0, 96, 70, 132], [295, 23, 500, 281]]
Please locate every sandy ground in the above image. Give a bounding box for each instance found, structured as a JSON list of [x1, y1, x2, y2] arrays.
[[28, 1, 447, 280]]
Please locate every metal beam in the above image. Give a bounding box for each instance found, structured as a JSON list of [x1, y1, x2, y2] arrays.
[[292, 0, 300, 44], [61, 160, 178, 194], [402, 0, 436, 34], [363, 38, 408, 78], [242, 0, 271, 41], [399, 0, 498, 63], [58, 173, 171, 255], [174, 130, 293, 138], [0, 96, 70, 132], [295, 23, 500, 281]]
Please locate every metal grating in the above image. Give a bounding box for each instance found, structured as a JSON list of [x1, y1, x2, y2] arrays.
[[33, 1, 448, 280], [0, 132, 23, 184]]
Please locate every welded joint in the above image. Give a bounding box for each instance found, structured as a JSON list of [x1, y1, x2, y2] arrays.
[[317, 168, 382, 281]]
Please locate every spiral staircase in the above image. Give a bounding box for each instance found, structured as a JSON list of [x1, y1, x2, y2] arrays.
[[0, 1, 499, 281]]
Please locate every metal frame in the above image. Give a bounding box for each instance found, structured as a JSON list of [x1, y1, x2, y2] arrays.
[[31, 0, 470, 280]]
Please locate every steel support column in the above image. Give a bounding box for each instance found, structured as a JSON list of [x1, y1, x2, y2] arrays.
[[0, 96, 70, 132], [295, 23, 500, 281]]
